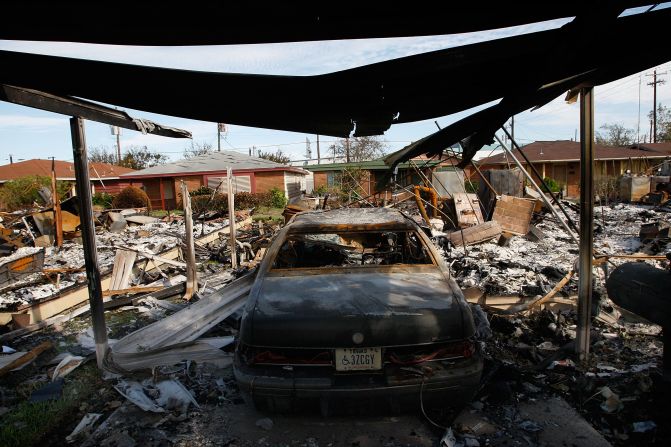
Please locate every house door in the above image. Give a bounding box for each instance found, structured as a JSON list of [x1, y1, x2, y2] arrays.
[[160, 179, 176, 210]]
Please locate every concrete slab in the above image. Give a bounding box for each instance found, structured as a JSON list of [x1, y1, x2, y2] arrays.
[[516, 397, 611, 447]]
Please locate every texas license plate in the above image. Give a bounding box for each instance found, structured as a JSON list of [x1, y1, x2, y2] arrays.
[[335, 347, 382, 371]]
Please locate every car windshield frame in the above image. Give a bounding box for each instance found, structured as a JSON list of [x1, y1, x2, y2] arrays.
[[267, 228, 438, 274]]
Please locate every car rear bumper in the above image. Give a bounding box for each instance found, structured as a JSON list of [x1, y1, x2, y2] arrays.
[[234, 352, 483, 405]]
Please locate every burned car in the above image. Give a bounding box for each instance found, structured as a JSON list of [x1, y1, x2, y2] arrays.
[[234, 208, 482, 411]]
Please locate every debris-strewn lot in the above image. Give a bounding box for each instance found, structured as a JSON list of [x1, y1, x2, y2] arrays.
[[1, 192, 670, 447]]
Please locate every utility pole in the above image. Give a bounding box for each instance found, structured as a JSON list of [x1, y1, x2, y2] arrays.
[[646, 69, 667, 143], [511, 115, 514, 146], [9, 154, 13, 164], [111, 125, 121, 163], [316, 135, 321, 164]]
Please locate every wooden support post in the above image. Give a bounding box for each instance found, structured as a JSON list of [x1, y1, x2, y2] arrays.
[[70, 117, 108, 368], [181, 181, 198, 300], [51, 158, 63, 247], [227, 167, 237, 268]]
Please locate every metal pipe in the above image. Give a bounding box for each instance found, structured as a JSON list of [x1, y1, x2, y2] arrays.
[[576, 87, 595, 361], [70, 117, 108, 368], [494, 134, 578, 243]]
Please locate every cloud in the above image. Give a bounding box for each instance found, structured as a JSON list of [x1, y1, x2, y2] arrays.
[[0, 114, 66, 130]]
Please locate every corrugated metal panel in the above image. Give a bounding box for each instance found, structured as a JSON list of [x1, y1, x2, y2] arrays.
[[207, 175, 251, 193], [432, 170, 464, 197], [284, 172, 303, 203]]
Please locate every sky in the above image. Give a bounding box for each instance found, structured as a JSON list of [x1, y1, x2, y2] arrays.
[[1, 6, 670, 166]]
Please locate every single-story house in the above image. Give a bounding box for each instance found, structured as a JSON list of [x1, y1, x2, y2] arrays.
[[121, 151, 309, 210], [305, 155, 462, 198], [476, 140, 670, 198], [0, 159, 137, 195]]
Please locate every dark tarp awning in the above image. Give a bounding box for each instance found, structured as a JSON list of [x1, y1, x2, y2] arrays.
[[1, 5, 669, 166], [0, 2, 651, 46]]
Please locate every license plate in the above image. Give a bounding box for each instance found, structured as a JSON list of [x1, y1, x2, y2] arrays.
[[335, 347, 382, 371]]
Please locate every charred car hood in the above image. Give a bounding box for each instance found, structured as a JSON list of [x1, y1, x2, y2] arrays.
[[241, 271, 473, 348]]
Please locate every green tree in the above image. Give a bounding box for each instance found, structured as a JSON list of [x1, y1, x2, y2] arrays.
[[257, 149, 291, 164], [121, 145, 169, 169], [0, 176, 72, 211], [595, 123, 635, 146], [88, 145, 167, 169], [648, 104, 671, 142], [328, 136, 387, 162]]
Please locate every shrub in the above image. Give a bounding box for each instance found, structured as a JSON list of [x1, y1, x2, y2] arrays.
[[92, 192, 114, 209], [313, 184, 328, 196], [268, 187, 288, 208], [189, 185, 214, 197], [112, 186, 150, 209], [0, 175, 72, 211], [543, 177, 562, 193], [189, 191, 282, 215]]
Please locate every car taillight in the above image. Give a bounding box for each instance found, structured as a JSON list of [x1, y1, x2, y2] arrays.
[[386, 340, 474, 365], [243, 346, 332, 366]]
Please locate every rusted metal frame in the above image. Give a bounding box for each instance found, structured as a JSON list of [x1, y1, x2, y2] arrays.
[[0, 85, 192, 139], [576, 87, 595, 361], [394, 183, 458, 228], [342, 167, 375, 207], [70, 117, 108, 368], [289, 222, 415, 233], [500, 126, 579, 235], [413, 186, 432, 224]]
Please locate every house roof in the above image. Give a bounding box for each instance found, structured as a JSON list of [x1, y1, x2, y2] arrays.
[[305, 157, 459, 172], [0, 159, 135, 182], [477, 141, 670, 165], [121, 151, 308, 178], [632, 142, 671, 154]]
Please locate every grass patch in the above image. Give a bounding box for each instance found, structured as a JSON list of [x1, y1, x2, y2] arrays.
[[149, 209, 184, 217], [251, 206, 284, 223], [0, 363, 102, 447]]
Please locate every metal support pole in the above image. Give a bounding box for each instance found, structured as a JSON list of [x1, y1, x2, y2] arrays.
[[576, 87, 595, 361], [494, 135, 579, 243], [70, 117, 108, 368]]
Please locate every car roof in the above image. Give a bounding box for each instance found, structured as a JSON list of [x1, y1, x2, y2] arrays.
[[288, 208, 417, 232]]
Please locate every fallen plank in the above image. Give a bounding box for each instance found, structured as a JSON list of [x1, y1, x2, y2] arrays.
[[102, 286, 163, 297], [0, 217, 252, 326], [0, 340, 53, 377], [109, 249, 137, 291], [103, 282, 186, 311], [105, 271, 255, 372], [449, 221, 501, 246]]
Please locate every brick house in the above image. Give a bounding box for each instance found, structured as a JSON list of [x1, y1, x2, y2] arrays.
[[476, 141, 669, 198], [121, 151, 309, 210]]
